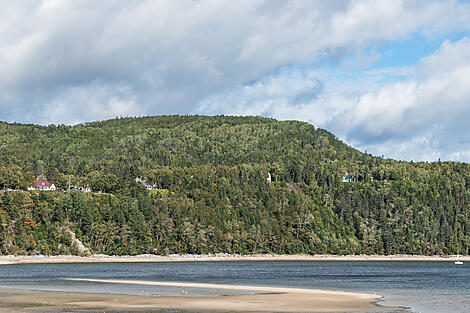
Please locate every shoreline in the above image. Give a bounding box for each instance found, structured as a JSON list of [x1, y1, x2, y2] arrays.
[[0, 281, 389, 313], [0, 253, 468, 265]]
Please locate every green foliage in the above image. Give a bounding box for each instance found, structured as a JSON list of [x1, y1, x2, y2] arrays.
[[0, 115, 469, 256], [148, 189, 172, 197]]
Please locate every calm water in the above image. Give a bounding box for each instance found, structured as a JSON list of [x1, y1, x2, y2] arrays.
[[0, 261, 468, 313]]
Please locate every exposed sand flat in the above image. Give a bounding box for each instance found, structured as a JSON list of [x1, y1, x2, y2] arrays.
[[0, 253, 469, 264], [68, 278, 378, 297], [0, 282, 386, 313]]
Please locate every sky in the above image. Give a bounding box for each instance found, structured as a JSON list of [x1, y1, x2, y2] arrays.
[[1, 0, 470, 162]]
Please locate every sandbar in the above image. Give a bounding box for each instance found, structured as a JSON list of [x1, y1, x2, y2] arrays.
[[0, 280, 388, 312]]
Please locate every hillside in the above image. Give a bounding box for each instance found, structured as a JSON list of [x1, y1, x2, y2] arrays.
[[0, 115, 469, 256]]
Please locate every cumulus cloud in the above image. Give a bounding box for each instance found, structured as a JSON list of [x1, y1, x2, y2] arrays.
[[334, 37, 470, 161], [32, 83, 144, 125], [1, 0, 470, 125]]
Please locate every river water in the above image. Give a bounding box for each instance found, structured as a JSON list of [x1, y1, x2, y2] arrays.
[[0, 261, 468, 313]]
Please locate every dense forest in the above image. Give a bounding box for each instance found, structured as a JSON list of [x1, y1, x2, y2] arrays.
[[0, 115, 468, 256]]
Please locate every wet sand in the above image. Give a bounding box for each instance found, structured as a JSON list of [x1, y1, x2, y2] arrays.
[[0, 253, 468, 265], [0, 281, 387, 313]]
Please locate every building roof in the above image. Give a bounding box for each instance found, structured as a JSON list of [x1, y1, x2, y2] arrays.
[[34, 180, 53, 187]]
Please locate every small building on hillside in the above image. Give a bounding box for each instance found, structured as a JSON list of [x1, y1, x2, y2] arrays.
[[135, 177, 157, 190], [28, 180, 56, 191], [69, 185, 92, 193], [342, 173, 353, 182]]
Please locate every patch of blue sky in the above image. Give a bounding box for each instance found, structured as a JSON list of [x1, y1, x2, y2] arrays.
[[317, 34, 439, 86], [447, 30, 470, 40], [367, 31, 469, 70], [321, 31, 469, 86], [243, 31, 470, 91], [371, 33, 442, 68]]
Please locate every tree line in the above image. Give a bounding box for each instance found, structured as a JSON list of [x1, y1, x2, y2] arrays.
[[0, 116, 468, 255]]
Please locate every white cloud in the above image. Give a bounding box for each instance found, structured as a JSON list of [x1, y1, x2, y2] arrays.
[[198, 37, 470, 161], [337, 37, 470, 160], [39, 0, 66, 12], [29, 83, 144, 125], [1, 1, 470, 123]]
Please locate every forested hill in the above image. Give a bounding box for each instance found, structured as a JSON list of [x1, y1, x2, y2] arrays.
[[0, 115, 469, 256]]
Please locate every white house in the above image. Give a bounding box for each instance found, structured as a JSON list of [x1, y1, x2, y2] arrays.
[[342, 173, 353, 182], [28, 180, 56, 191], [135, 177, 157, 190], [68, 185, 92, 193]]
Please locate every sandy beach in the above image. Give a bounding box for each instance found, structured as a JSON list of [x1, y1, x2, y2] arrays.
[[0, 281, 387, 313], [0, 253, 468, 265]]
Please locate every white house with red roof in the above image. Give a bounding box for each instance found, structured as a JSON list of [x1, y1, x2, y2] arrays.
[[28, 180, 56, 191]]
